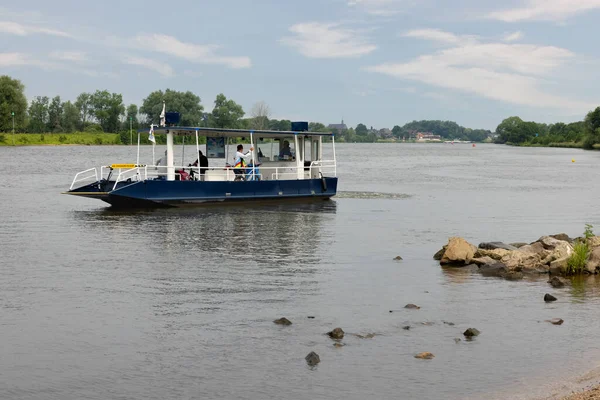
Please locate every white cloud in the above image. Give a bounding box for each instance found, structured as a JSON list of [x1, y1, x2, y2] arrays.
[[280, 22, 376, 58], [0, 21, 71, 37], [124, 55, 174, 77], [503, 31, 523, 42], [0, 52, 101, 77], [49, 51, 87, 63], [366, 29, 591, 112], [487, 0, 600, 22], [130, 34, 251, 69], [403, 29, 478, 45]]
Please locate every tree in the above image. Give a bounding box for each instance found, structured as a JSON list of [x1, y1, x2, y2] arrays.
[[392, 125, 402, 138], [210, 93, 244, 128], [309, 122, 327, 132], [140, 89, 203, 127], [250, 101, 270, 130], [0, 75, 28, 132], [75, 92, 92, 130], [47, 95, 63, 132], [125, 104, 139, 130], [61, 101, 80, 132], [91, 90, 125, 132], [28, 96, 49, 132], [583, 107, 600, 149], [268, 119, 291, 131], [355, 123, 368, 136]]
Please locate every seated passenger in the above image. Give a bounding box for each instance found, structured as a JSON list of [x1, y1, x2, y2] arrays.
[[234, 144, 254, 181], [279, 140, 293, 159], [189, 150, 209, 181]]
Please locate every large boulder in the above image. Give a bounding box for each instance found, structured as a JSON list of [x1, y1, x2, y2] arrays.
[[542, 241, 574, 265], [549, 257, 569, 275], [479, 261, 508, 277], [510, 242, 529, 248], [440, 237, 477, 265], [475, 248, 512, 260], [470, 256, 495, 266], [501, 251, 544, 272], [478, 242, 519, 251], [518, 242, 548, 258], [550, 233, 572, 243], [537, 236, 569, 250], [587, 236, 600, 248], [586, 247, 600, 274]]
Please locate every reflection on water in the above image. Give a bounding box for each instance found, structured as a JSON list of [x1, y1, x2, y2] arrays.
[[337, 191, 411, 200]]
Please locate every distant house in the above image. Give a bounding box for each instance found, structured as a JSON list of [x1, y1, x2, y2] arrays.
[[416, 132, 442, 142], [379, 128, 393, 139], [328, 119, 347, 131]]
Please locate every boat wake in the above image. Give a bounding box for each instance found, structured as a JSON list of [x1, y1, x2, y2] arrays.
[[337, 191, 412, 200]]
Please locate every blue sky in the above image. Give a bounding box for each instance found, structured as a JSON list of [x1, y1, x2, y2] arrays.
[[1, 0, 599, 130]]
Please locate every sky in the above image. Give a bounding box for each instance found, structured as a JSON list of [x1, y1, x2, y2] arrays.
[[1, 0, 600, 130]]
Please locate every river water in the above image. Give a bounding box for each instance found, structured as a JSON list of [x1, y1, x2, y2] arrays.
[[2, 143, 600, 400]]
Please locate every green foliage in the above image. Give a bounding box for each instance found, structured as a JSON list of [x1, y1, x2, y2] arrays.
[[0, 134, 6, 143], [585, 224, 594, 239], [0, 75, 28, 132], [355, 123, 368, 136], [28, 96, 49, 133], [308, 122, 327, 132], [47, 95, 63, 132], [40, 134, 45, 142], [75, 93, 92, 130], [18, 136, 29, 144], [94, 137, 103, 145], [91, 90, 125, 133], [140, 89, 204, 126], [58, 135, 67, 143], [84, 123, 103, 133], [125, 104, 139, 130], [566, 242, 590, 275], [61, 100, 80, 133], [210, 93, 244, 128]]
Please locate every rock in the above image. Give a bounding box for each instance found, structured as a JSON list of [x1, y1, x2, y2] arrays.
[[548, 276, 566, 288], [475, 248, 511, 260], [510, 242, 529, 248], [393, 255, 403, 260], [454, 338, 462, 343], [549, 257, 569, 275], [479, 261, 508, 277], [273, 317, 292, 325], [421, 322, 434, 326], [586, 247, 600, 273], [504, 271, 524, 281], [471, 256, 495, 266], [440, 237, 477, 265], [333, 343, 344, 348], [402, 325, 411, 330], [546, 318, 564, 325], [519, 242, 548, 257], [587, 236, 600, 248], [305, 351, 320, 365], [542, 241, 574, 265], [501, 251, 543, 272], [404, 304, 420, 309], [544, 293, 557, 302], [478, 242, 519, 251], [443, 321, 455, 326], [433, 246, 447, 260], [537, 236, 569, 250], [551, 233, 572, 242], [327, 327, 344, 340], [414, 352, 434, 359], [463, 264, 480, 273], [307, 316, 315, 319], [463, 328, 480, 337], [354, 333, 376, 339]]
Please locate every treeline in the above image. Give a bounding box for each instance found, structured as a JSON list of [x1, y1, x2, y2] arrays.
[[0, 75, 319, 144], [494, 107, 600, 149]]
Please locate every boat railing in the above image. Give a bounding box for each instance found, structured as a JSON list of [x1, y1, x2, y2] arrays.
[[70, 167, 99, 190], [112, 166, 147, 190]]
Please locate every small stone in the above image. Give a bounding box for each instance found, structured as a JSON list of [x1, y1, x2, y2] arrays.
[[544, 294, 557, 302], [307, 316, 315, 319], [305, 351, 320, 365], [402, 325, 411, 330], [273, 317, 292, 326], [389, 310, 393, 313], [454, 338, 462, 343], [463, 328, 480, 337], [327, 327, 345, 340], [414, 352, 435, 359], [443, 321, 455, 326], [548, 277, 565, 288], [547, 318, 564, 325], [354, 333, 376, 339], [394, 256, 403, 260], [404, 304, 420, 309], [333, 343, 344, 348]]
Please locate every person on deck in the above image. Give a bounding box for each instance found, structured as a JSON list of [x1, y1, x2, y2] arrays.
[[155, 150, 167, 179], [233, 144, 254, 181], [279, 140, 293, 159], [189, 150, 209, 181]]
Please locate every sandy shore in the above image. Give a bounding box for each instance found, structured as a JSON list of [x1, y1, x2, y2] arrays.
[[560, 385, 600, 400]]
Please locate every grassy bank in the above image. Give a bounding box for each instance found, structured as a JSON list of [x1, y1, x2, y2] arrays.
[[504, 141, 584, 149], [0, 132, 121, 146]]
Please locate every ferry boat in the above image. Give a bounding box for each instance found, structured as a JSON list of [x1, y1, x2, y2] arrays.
[[64, 115, 338, 208]]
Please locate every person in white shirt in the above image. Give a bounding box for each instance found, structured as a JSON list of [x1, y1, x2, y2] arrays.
[[233, 144, 254, 181]]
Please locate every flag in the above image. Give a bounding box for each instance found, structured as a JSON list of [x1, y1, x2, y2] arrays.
[[148, 125, 156, 143], [160, 101, 166, 127]]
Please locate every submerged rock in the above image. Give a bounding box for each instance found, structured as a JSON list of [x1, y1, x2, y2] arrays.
[[305, 351, 320, 365], [479, 262, 508, 277], [443, 321, 455, 326], [546, 318, 564, 325], [354, 333, 376, 339], [463, 328, 480, 337], [471, 256, 495, 266], [273, 317, 292, 326], [327, 327, 345, 340], [510, 242, 529, 248], [394, 255, 403, 260], [402, 325, 411, 330], [454, 338, 462, 343], [333, 343, 345, 348], [544, 293, 557, 302], [414, 352, 434, 359], [440, 237, 477, 265], [548, 276, 566, 288], [404, 304, 420, 309], [478, 242, 519, 251], [504, 271, 524, 281], [433, 246, 447, 260], [550, 233, 572, 243]]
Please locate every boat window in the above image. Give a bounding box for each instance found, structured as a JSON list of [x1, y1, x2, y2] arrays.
[[275, 138, 295, 161]]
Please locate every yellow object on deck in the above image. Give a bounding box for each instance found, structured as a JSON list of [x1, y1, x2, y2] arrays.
[[110, 164, 144, 169]]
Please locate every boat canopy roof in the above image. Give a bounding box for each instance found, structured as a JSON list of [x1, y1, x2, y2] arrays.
[[138, 126, 334, 138]]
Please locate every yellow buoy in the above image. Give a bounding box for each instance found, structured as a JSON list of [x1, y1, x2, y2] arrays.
[[572, 159, 575, 163]]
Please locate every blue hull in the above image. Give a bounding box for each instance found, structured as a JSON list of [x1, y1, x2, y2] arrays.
[[67, 178, 338, 208]]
